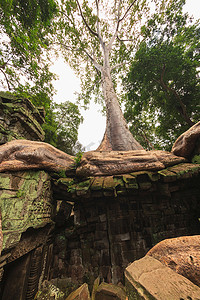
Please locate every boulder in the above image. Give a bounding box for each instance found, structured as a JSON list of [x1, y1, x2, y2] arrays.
[[95, 282, 126, 300], [147, 235, 200, 287], [125, 255, 200, 300], [172, 121, 200, 158], [66, 283, 90, 300]]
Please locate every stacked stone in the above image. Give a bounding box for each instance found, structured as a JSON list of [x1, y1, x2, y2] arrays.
[[52, 162, 200, 284], [0, 170, 54, 299], [0, 91, 45, 144], [0, 94, 53, 300]]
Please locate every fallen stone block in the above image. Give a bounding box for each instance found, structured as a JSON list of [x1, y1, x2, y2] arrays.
[[147, 235, 200, 287], [125, 255, 200, 300], [66, 283, 90, 300], [95, 282, 126, 300]]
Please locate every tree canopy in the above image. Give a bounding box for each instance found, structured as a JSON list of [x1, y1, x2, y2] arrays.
[[49, 101, 84, 155], [1, 0, 199, 153], [123, 0, 200, 150], [52, 0, 175, 151], [0, 0, 57, 97], [0, 0, 84, 154]]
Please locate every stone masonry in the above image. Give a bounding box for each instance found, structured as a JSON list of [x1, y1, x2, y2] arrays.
[[51, 163, 200, 284]]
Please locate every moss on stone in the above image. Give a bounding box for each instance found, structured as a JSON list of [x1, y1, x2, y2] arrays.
[[192, 155, 200, 164], [0, 170, 53, 250]]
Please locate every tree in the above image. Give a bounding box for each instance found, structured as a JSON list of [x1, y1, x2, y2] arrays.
[[123, 0, 200, 150], [0, 0, 84, 154], [0, 0, 57, 98], [51, 101, 84, 155], [53, 0, 171, 151]]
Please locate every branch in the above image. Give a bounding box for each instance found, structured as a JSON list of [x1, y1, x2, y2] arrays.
[[0, 69, 11, 90], [108, 0, 137, 51], [84, 50, 102, 72], [108, 0, 122, 51], [111, 63, 122, 72], [59, 10, 74, 25], [117, 35, 134, 42], [95, 0, 104, 49], [76, 0, 99, 38], [119, 0, 137, 23], [52, 41, 102, 73]]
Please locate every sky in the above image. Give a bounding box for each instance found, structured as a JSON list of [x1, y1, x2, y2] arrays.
[[51, 0, 200, 151]]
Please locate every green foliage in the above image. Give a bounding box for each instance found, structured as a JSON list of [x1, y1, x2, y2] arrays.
[[16, 189, 25, 198], [73, 151, 83, 167], [0, 0, 58, 96], [47, 101, 83, 155], [123, 0, 200, 150], [57, 169, 67, 178], [53, 0, 169, 107], [0, 0, 84, 155]]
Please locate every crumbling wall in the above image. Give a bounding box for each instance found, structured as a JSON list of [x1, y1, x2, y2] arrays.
[[0, 93, 54, 300], [51, 163, 200, 284], [0, 92, 45, 144], [0, 170, 55, 299]]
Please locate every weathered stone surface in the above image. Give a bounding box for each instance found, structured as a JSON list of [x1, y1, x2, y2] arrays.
[[52, 163, 200, 201], [2, 244, 54, 299], [91, 277, 100, 300], [0, 209, 3, 255], [95, 282, 126, 300], [2, 250, 32, 300], [0, 92, 45, 143], [0, 170, 53, 251], [35, 280, 65, 300], [172, 121, 200, 158], [0, 140, 75, 174], [8, 225, 54, 263], [65, 283, 90, 300], [125, 255, 200, 300], [147, 235, 200, 287], [53, 163, 200, 284], [76, 150, 186, 177]]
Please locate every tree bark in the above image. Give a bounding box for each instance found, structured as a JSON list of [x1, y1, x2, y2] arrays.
[[97, 48, 143, 151]]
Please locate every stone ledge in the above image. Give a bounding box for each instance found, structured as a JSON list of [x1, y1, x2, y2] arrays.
[[53, 163, 200, 200]]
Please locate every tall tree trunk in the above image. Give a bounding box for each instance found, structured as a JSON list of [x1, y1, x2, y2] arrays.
[[97, 49, 143, 151]]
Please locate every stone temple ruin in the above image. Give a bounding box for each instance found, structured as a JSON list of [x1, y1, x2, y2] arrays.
[[0, 92, 199, 299]]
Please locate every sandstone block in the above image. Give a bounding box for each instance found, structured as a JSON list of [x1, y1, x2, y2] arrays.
[[95, 282, 126, 300], [147, 235, 200, 287], [125, 255, 200, 300], [0, 170, 53, 251], [66, 283, 90, 300]]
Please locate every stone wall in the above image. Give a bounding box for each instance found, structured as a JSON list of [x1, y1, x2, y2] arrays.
[[51, 163, 200, 284], [0, 170, 54, 299], [0, 93, 199, 298], [0, 92, 45, 143], [0, 94, 55, 299]]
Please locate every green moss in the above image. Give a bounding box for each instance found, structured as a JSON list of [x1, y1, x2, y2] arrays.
[[0, 175, 11, 190], [192, 155, 200, 164], [0, 170, 53, 250]]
